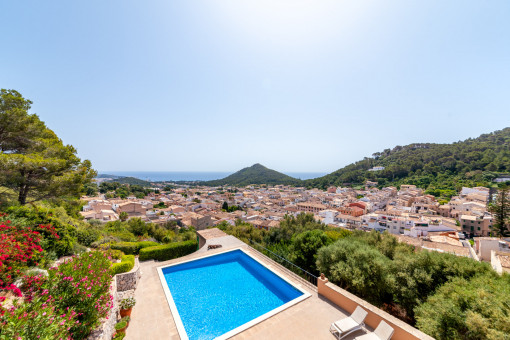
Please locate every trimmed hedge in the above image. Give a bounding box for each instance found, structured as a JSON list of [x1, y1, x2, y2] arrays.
[[110, 241, 159, 255], [111, 255, 135, 275], [139, 240, 198, 262]]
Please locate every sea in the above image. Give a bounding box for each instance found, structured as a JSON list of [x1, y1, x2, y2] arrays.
[[100, 171, 326, 182]]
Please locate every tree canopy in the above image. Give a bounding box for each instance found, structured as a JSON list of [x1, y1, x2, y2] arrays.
[[415, 274, 510, 340], [488, 185, 510, 237], [0, 89, 95, 205]]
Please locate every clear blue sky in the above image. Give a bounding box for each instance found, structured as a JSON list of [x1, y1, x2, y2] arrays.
[[1, 1, 509, 173]]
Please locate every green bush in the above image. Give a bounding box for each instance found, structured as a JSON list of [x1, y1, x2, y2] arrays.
[[111, 255, 135, 275], [110, 241, 159, 255], [108, 249, 124, 260], [289, 230, 332, 275], [137, 241, 160, 249], [76, 227, 100, 246], [139, 240, 197, 261], [415, 274, 510, 339], [110, 242, 138, 254], [386, 249, 493, 320], [316, 239, 391, 305]]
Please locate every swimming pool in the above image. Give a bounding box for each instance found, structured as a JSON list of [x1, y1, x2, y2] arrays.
[[157, 248, 310, 340]]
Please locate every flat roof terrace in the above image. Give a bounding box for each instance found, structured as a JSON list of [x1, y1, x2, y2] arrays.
[[125, 238, 356, 340], [125, 232, 432, 340]]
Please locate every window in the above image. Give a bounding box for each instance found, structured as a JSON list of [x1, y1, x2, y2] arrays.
[[478, 227, 481, 231]]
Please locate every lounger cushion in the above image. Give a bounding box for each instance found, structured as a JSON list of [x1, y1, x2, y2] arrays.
[[334, 317, 359, 332], [354, 333, 381, 340]]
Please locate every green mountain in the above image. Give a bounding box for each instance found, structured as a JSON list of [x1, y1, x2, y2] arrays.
[[107, 176, 152, 187], [305, 128, 510, 197], [204, 163, 300, 187]]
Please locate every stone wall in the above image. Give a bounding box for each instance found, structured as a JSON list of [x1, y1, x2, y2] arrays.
[[117, 257, 141, 292]]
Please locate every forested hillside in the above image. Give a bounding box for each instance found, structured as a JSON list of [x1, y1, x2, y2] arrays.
[[204, 163, 300, 186], [305, 128, 510, 196], [106, 176, 152, 187]]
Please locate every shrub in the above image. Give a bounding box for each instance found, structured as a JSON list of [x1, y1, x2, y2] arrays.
[[139, 240, 197, 261], [5, 205, 77, 257], [137, 241, 160, 249], [386, 250, 493, 320], [1, 251, 113, 340], [415, 274, 510, 339], [73, 243, 88, 254], [46, 251, 113, 339], [316, 239, 391, 305], [111, 241, 159, 255], [127, 218, 149, 236], [0, 219, 46, 287], [76, 227, 100, 246], [0, 294, 77, 339], [111, 242, 138, 254], [91, 237, 114, 248], [111, 255, 135, 275], [324, 229, 352, 242], [289, 230, 332, 274], [108, 249, 124, 260]]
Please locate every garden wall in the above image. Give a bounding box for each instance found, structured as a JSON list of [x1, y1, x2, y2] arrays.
[[317, 276, 433, 340], [116, 257, 141, 292]]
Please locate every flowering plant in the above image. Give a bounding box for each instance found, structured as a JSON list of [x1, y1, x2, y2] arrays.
[[0, 293, 77, 339], [46, 251, 114, 338], [0, 219, 48, 288], [119, 297, 136, 310], [1, 251, 114, 340]]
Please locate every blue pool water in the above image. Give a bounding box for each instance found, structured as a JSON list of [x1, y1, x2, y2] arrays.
[[161, 250, 304, 340]]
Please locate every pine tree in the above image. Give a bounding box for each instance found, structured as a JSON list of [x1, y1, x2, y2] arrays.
[[489, 185, 510, 237]]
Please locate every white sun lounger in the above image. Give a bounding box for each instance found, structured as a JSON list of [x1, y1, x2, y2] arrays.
[[354, 320, 394, 340], [330, 306, 368, 339]]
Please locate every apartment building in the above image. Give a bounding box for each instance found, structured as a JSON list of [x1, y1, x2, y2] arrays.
[[296, 202, 327, 213], [460, 214, 493, 237]]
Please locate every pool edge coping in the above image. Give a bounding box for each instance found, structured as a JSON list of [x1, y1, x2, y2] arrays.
[[156, 247, 312, 340]]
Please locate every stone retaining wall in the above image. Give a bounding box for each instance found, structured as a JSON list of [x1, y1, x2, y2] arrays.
[[117, 257, 141, 292]]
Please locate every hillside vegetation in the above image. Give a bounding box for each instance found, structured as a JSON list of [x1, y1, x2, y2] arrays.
[[305, 128, 510, 195], [204, 163, 300, 186], [107, 176, 152, 187]]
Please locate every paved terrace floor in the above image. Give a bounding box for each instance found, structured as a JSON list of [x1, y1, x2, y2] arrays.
[[126, 237, 367, 340]]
